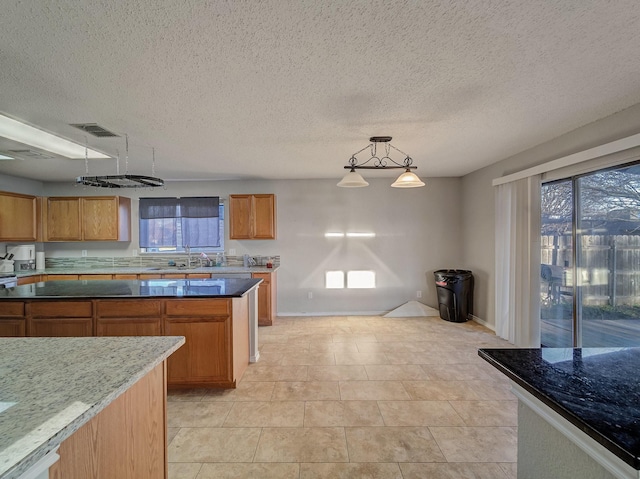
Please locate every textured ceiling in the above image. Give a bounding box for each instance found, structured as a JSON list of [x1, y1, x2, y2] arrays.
[[1, 1, 640, 183]]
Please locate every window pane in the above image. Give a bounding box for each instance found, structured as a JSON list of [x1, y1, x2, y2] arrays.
[[540, 180, 573, 347], [181, 217, 221, 248], [139, 218, 177, 248], [578, 165, 640, 346], [347, 271, 375, 289]]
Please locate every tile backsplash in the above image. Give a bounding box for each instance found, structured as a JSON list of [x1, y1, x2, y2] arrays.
[[45, 254, 280, 269]]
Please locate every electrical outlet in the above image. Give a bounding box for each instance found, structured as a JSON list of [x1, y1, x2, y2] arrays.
[[229, 248, 236, 256], [416, 290, 422, 298], [308, 291, 313, 299], [132, 249, 138, 257], [81, 250, 87, 257]]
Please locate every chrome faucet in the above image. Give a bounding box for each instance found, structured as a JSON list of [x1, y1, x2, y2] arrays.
[[185, 245, 192, 269]]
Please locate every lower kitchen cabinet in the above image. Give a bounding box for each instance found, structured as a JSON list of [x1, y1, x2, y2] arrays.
[[49, 362, 166, 479], [0, 319, 25, 337], [164, 299, 233, 386], [252, 271, 277, 326], [0, 302, 25, 336], [29, 317, 93, 337], [1, 296, 250, 388], [28, 301, 93, 337], [79, 274, 112, 280], [17, 275, 42, 286], [96, 300, 162, 336], [45, 274, 79, 280], [165, 317, 230, 384]]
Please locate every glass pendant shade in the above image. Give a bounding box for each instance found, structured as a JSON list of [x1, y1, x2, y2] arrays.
[[337, 170, 369, 187], [390, 169, 425, 188]]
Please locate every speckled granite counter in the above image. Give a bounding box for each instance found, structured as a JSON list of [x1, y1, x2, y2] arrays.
[[479, 347, 640, 473], [0, 278, 262, 298], [0, 336, 184, 479]]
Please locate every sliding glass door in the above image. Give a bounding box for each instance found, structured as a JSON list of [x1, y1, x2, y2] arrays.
[[541, 179, 574, 347], [541, 163, 640, 347]]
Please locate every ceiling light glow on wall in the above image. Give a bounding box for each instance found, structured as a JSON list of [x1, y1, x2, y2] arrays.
[[0, 114, 110, 159], [325, 271, 345, 289], [324, 232, 345, 238], [338, 136, 425, 188], [346, 232, 376, 238], [347, 270, 376, 289]]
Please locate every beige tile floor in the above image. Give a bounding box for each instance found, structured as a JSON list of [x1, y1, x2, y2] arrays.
[[167, 315, 518, 479]]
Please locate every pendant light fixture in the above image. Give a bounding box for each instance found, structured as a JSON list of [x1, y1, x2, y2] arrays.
[[338, 136, 425, 188], [76, 134, 165, 188]]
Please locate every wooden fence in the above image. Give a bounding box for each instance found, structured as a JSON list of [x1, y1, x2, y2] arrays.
[[541, 235, 640, 306]]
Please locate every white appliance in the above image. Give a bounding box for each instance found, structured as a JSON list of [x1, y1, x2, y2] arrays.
[[0, 273, 17, 287], [7, 244, 36, 271]]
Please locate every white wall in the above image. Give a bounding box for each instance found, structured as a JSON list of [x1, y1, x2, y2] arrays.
[[40, 176, 463, 315], [461, 103, 640, 329]]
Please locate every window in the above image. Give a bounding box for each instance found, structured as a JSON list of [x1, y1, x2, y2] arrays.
[[541, 161, 640, 347], [139, 197, 224, 253]]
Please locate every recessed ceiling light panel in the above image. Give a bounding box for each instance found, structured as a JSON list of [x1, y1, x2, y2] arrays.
[[0, 114, 110, 159]]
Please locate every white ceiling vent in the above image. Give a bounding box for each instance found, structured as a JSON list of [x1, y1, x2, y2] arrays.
[[70, 123, 119, 137]]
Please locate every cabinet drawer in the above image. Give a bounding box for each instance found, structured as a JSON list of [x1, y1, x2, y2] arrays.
[[30, 301, 92, 318], [46, 274, 79, 281], [165, 299, 230, 317], [79, 274, 113, 280], [0, 302, 25, 317], [96, 300, 161, 318]]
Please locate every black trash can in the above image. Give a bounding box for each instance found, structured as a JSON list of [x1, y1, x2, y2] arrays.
[[433, 269, 474, 322]]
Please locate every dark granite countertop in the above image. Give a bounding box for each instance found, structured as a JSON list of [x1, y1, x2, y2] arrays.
[[0, 278, 262, 299], [479, 347, 640, 469]]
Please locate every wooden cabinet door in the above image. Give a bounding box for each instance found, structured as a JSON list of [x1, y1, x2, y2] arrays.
[[252, 272, 274, 326], [29, 301, 93, 336], [97, 318, 162, 336], [0, 320, 26, 337], [229, 195, 252, 239], [0, 191, 38, 241], [17, 275, 41, 285], [139, 274, 162, 279], [45, 197, 81, 241], [253, 194, 276, 239], [50, 363, 166, 479], [30, 317, 93, 337], [164, 317, 231, 384], [78, 274, 113, 280], [229, 194, 276, 239], [82, 197, 119, 240], [44, 274, 79, 280]]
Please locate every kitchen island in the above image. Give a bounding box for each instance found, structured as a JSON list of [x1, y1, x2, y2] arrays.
[[0, 277, 262, 388], [479, 347, 640, 479], [0, 336, 184, 479]]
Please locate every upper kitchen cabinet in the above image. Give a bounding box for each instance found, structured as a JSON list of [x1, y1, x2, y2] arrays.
[[44, 196, 131, 242], [229, 194, 276, 240], [0, 191, 41, 242]]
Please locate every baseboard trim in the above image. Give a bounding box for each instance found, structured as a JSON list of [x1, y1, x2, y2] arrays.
[[470, 314, 493, 330], [277, 311, 387, 317]]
